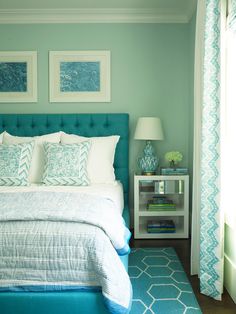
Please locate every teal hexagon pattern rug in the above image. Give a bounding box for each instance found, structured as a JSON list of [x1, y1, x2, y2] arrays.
[[128, 248, 202, 314]]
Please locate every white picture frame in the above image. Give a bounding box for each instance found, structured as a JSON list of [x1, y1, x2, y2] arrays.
[[49, 50, 111, 103], [0, 51, 37, 103]]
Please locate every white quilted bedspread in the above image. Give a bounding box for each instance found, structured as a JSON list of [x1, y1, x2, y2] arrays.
[[0, 191, 132, 314]]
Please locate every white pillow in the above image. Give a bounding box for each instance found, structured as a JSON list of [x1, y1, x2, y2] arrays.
[[60, 132, 120, 184], [3, 132, 61, 183], [0, 132, 4, 144]]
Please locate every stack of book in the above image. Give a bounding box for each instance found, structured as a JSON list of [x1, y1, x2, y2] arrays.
[[160, 167, 188, 175], [147, 196, 176, 211], [147, 219, 176, 233]]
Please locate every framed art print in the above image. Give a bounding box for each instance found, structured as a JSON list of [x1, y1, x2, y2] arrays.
[[49, 51, 111, 102], [0, 51, 37, 102]]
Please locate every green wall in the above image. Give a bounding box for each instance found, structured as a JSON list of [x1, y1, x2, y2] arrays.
[[0, 22, 194, 216], [188, 11, 196, 217]]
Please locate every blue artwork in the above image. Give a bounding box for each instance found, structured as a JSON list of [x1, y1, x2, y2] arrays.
[[0, 62, 27, 92], [60, 62, 100, 92]]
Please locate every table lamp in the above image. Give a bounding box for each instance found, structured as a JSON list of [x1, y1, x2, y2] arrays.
[[134, 117, 164, 175]]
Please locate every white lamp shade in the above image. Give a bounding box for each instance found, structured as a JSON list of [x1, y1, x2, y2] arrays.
[[134, 117, 164, 140]]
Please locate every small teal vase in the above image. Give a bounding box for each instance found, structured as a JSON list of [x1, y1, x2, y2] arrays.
[[138, 141, 158, 175]]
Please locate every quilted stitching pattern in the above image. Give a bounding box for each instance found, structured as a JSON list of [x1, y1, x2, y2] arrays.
[[0, 141, 34, 186], [42, 141, 91, 186]]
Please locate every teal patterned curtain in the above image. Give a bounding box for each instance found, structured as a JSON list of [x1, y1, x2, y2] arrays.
[[200, 0, 224, 300]]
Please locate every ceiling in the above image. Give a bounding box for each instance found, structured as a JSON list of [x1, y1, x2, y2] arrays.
[[0, 0, 197, 24]]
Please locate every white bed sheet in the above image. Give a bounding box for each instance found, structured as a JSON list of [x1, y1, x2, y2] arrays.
[[0, 180, 124, 214]]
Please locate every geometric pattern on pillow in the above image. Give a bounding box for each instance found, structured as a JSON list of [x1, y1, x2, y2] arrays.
[[0, 141, 35, 186], [42, 141, 91, 186], [2, 131, 61, 184]]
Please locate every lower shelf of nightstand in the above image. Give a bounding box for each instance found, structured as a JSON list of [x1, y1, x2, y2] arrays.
[[135, 224, 188, 239]]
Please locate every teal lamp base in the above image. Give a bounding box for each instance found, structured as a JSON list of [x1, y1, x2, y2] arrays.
[[138, 140, 158, 175]]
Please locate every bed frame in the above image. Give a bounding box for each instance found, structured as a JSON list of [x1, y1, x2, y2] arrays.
[[0, 113, 130, 314]]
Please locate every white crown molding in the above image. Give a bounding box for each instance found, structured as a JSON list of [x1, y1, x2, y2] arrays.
[[185, 1, 197, 22], [0, 8, 190, 24]]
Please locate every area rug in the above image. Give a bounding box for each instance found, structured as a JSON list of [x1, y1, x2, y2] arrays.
[[128, 247, 202, 314]]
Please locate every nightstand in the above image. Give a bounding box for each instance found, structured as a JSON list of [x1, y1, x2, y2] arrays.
[[134, 175, 189, 239]]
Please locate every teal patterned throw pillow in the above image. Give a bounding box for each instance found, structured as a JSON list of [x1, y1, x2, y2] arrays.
[[42, 141, 91, 186], [0, 141, 35, 186]]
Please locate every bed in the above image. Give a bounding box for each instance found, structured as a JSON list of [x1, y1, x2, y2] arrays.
[[0, 113, 131, 314]]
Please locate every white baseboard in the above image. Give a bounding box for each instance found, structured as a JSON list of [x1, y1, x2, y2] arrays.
[[224, 253, 236, 303]]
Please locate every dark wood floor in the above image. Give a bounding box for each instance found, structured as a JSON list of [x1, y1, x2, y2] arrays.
[[130, 237, 236, 314]]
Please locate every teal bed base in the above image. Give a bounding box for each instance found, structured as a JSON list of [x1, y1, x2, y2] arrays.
[[0, 113, 130, 314]]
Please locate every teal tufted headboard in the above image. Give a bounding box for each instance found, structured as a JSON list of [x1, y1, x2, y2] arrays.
[[0, 113, 129, 205]]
